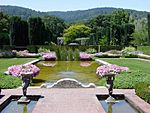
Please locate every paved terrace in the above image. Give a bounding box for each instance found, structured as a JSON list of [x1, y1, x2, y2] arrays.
[[0, 87, 150, 113]]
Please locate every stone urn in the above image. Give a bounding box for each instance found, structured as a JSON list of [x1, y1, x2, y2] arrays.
[[18, 72, 33, 104]]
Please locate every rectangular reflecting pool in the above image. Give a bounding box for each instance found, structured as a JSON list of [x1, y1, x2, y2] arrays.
[[0, 96, 40, 113], [97, 95, 141, 113], [33, 61, 100, 86]]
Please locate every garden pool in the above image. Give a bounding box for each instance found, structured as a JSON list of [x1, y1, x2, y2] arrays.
[[33, 61, 100, 86]]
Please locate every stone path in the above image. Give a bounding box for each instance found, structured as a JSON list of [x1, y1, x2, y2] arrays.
[[1, 87, 150, 113]]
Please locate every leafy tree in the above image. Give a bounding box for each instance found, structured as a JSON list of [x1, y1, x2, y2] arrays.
[[0, 12, 10, 45], [148, 14, 150, 45], [111, 10, 135, 46], [42, 16, 66, 44], [9, 16, 29, 46], [88, 15, 111, 45], [111, 9, 129, 25], [132, 18, 148, 46], [28, 17, 48, 45], [63, 24, 91, 44]]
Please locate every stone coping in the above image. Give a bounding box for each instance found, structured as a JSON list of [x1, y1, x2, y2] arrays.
[[0, 87, 149, 113], [95, 59, 110, 65], [41, 78, 96, 88]]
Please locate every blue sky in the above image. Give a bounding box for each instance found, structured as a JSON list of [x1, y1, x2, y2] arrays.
[[0, 0, 150, 12]]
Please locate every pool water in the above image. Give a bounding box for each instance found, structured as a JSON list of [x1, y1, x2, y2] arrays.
[[100, 100, 140, 113], [1, 100, 37, 113], [33, 61, 100, 86]]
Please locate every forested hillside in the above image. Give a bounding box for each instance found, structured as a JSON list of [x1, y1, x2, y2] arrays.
[[0, 5, 149, 22], [48, 8, 149, 22], [0, 5, 47, 20]]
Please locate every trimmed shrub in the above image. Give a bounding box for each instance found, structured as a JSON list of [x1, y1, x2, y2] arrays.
[[100, 46, 123, 52], [86, 48, 97, 54], [0, 50, 16, 58], [135, 83, 150, 104]]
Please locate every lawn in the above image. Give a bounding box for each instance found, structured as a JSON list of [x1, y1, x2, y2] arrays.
[[96, 58, 150, 89], [0, 58, 36, 73], [0, 58, 36, 89], [137, 46, 150, 55]]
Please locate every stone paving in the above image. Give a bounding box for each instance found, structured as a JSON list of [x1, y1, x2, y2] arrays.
[[0, 87, 150, 113]]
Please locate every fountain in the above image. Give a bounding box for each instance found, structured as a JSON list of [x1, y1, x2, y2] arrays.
[[0, 63, 41, 112], [97, 94, 141, 113], [96, 64, 141, 113]]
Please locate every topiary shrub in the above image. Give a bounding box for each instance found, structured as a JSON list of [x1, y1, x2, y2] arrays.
[[135, 82, 150, 104]]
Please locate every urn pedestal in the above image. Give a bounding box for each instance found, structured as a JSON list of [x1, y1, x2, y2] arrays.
[[18, 72, 33, 104], [105, 74, 116, 104]]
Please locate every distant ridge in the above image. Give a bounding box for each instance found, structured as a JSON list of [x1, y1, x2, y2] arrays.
[[0, 5, 149, 22]]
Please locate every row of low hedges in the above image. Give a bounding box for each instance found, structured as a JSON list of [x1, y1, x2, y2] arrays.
[[135, 82, 150, 104], [27, 45, 124, 53]]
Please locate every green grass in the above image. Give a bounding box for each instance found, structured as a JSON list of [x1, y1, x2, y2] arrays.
[[137, 46, 150, 55], [96, 58, 150, 89], [0, 58, 36, 73], [0, 58, 36, 89]]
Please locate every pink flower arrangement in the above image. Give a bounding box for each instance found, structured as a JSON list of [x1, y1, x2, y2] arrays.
[[8, 64, 40, 77], [80, 52, 92, 60], [42, 52, 56, 61], [96, 64, 129, 77]]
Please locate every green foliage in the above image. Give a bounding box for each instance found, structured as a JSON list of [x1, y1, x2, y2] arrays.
[[27, 45, 38, 53], [132, 18, 148, 46], [111, 9, 129, 25], [0, 58, 36, 88], [38, 47, 50, 53], [137, 46, 150, 55], [86, 48, 97, 54], [135, 82, 150, 103], [148, 14, 150, 45], [55, 47, 79, 61], [28, 17, 49, 45], [100, 46, 123, 52], [0, 12, 10, 45], [73, 49, 80, 61], [0, 6, 149, 23], [0, 73, 21, 89], [0, 50, 16, 58], [64, 24, 91, 44], [97, 58, 150, 89], [121, 46, 136, 56], [10, 16, 29, 46], [43, 16, 66, 44], [88, 10, 135, 46]]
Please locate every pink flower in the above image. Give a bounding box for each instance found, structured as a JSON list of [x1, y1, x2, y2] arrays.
[[8, 64, 40, 77], [42, 52, 56, 61], [96, 64, 129, 77], [80, 52, 91, 60]]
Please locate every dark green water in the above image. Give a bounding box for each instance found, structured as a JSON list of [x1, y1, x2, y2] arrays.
[[33, 61, 100, 86]]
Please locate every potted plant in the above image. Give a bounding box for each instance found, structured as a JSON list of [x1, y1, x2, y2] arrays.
[[8, 64, 40, 103], [96, 64, 129, 103]]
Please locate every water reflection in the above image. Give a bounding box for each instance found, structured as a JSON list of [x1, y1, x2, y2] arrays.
[[80, 61, 92, 67], [34, 61, 100, 86], [40, 61, 56, 67]]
